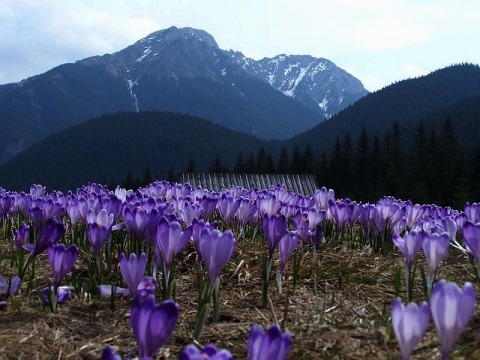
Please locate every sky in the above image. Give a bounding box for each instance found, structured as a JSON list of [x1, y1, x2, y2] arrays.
[[1, 0, 479, 91]]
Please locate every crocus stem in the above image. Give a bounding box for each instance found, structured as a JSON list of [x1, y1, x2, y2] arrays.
[[193, 279, 215, 339], [18, 252, 31, 282], [193, 301, 209, 340], [50, 285, 58, 313], [276, 270, 283, 294], [262, 254, 273, 307], [213, 277, 220, 322], [95, 251, 103, 284], [406, 265, 411, 303]]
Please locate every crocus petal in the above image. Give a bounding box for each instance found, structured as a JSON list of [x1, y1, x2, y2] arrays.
[[130, 295, 179, 358], [431, 280, 476, 359], [391, 298, 430, 360]]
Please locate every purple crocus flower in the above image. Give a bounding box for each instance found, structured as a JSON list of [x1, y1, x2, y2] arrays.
[[430, 280, 476, 360], [198, 228, 236, 280], [257, 195, 281, 217], [41, 286, 72, 304], [421, 232, 450, 290], [248, 324, 292, 360], [314, 187, 335, 211], [123, 206, 148, 241], [32, 218, 66, 258], [277, 232, 299, 292], [262, 214, 288, 260], [119, 252, 146, 299], [464, 202, 480, 223], [329, 199, 354, 233], [462, 220, 480, 262], [42, 198, 64, 221], [217, 194, 241, 223], [391, 298, 430, 360], [14, 222, 31, 252], [236, 197, 257, 227], [30, 184, 46, 198], [392, 230, 423, 270], [101, 346, 122, 360], [47, 243, 78, 289], [66, 197, 81, 226], [177, 199, 203, 225], [130, 295, 179, 359], [98, 277, 156, 299], [179, 344, 233, 360], [87, 208, 114, 254], [199, 195, 218, 220], [0, 275, 21, 302], [0, 193, 15, 218], [155, 217, 192, 280], [405, 202, 427, 229]]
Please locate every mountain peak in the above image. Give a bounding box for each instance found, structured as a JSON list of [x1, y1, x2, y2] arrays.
[[141, 26, 219, 48]]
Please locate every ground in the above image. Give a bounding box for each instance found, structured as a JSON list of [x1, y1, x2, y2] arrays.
[[1, 230, 480, 359]]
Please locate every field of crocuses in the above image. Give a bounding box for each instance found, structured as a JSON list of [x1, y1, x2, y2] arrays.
[[1, 182, 480, 359]]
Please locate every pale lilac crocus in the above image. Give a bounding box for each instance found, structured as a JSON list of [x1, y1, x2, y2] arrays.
[[391, 298, 430, 360], [123, 206, 148, 241], [248, 324, 292, 360], [46, 243, 78, 312], [198, 228, 236, 280], [462, 221, 480, 278], [392, 230, 423, 270], [393, 230, 423, 301], [119, 252, 146, 299], [314, 187, 335, 211], [179, 344, 233, 360], [236, 197, 257, 227], [47, 243, 78, 289], [421, 232, 450, 292], [431, 280, 476, 360], [276, 232, 299, 293], [41, 286, 73, 305], [156, 216, 192, 298], [217, 194, 240, 223], [329, 199, 354, 233], [0, 275, 21, 304], [32, 218, 66, 259], [156, 217, 192, 279], [257, 195, 281, 217], [14, 222, 31, 252], [130, 295, 179, 359], [263, 214, 288, 260], [86, 208, 114, 254]]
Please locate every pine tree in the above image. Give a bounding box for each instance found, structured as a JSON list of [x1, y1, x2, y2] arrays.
[[185, 158, 196, 173], [141, 167, 153, 187], [277, 147, 290, 174], [302, 145, 315, 174], [123, 170, 135, 190], [208, 156, 227, 174], [233, 153, 245, 174], [355, 126, 370, 198], [290, 146, 302, 174]]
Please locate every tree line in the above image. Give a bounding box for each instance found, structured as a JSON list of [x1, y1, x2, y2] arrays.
[[191, 118, 478, 209]]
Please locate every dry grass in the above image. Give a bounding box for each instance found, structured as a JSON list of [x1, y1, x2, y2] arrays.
[[2, 231, 480, 359]]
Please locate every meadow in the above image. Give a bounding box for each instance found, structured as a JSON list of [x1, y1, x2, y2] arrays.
[[1, 182, 479, 359]]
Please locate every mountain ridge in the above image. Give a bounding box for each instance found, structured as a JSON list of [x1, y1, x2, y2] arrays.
[[0, 26, 368, 162]]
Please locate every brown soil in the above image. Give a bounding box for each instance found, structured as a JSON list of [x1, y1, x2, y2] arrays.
[[1, 230, 480, 359]]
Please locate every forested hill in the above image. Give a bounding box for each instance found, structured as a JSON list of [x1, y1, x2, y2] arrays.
[[287, 63, 480, 153], [0, 112, 276, 192]]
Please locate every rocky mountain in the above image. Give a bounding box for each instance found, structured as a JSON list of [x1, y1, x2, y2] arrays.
[[0, 26, 368, 163], [230, 53, 367, 117]]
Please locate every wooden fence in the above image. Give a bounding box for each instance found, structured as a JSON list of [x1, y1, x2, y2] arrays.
[[180, 173, 319, 196]]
